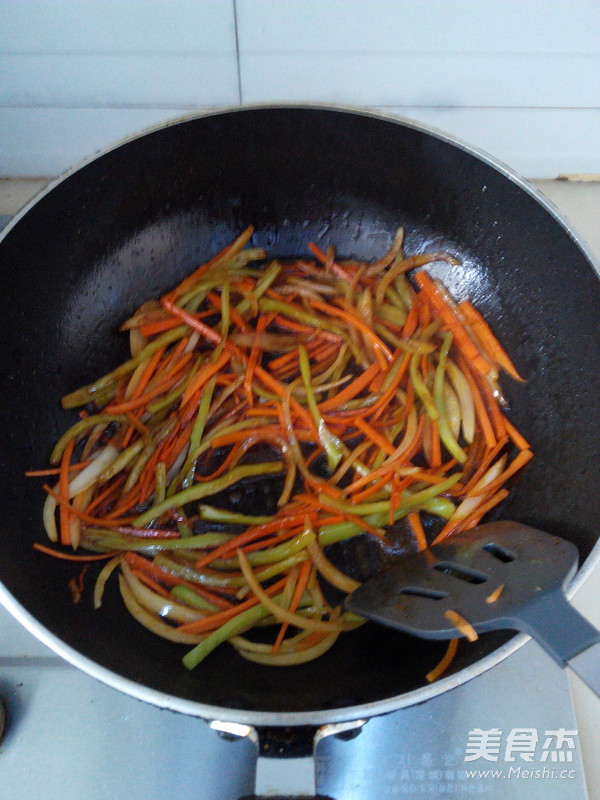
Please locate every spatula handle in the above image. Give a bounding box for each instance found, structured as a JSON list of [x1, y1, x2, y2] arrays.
[[517, 589, 600, 698], [568, 642, 600, 698]]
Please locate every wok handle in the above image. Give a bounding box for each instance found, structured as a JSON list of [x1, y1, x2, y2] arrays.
[[569, 642, 600, 698]]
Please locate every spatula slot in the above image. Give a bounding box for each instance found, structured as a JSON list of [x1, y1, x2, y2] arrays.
[[398, 586, 448, 600], [432, 561, 489, 584], [483, 542, 516, 563]]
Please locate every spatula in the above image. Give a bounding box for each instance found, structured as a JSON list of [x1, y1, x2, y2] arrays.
[[344, 520, 600, 697]]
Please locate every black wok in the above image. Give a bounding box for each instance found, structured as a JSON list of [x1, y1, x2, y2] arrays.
[[0, 106, 599, 732]]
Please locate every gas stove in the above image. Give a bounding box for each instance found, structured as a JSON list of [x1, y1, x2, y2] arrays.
[[0, 601, 588, 799]]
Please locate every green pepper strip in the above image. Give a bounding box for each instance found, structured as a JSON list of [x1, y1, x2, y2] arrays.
[[409, 352, 438, 421], [124, 441, 157, 492], [170, 376, 216, 494], [133, 461, 283, 527], [169, 585, 220, 612], [50, 413, 129, 464], [433, 332, 468, 464], [99, 439, 145, 484], [154, 461, 167, 505], [177, 521, 194, 538], [236, 261, 281, 316], [197, 505, 274, 525], [317, 495, 456, 548], [258, 297, 342, 334], [394, 275, 415, 310], [61, 325, 188, 409], [146, 357, 202, 414], [298, 344, 342, 471], [79, 528, 234, 553], [182, 593, 283, 670], [318, 473, 462, 517], [157, 551, 308, 589]]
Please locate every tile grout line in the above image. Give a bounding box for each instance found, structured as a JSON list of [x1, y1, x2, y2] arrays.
[[233, 0, 243, 105]]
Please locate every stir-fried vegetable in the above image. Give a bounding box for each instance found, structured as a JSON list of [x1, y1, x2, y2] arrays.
[[29, 225, 532, 679]]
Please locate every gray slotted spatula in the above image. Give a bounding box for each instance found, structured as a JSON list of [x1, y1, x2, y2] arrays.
[[344, 520, 600, 696]]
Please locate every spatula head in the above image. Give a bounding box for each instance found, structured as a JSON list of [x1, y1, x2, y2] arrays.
[[344, 521, 579, 640]]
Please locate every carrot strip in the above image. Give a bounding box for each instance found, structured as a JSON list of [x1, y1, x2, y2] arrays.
[[124, 553, 233, 610], [474, 370, 507, 440], [460, 437, 509, 494], [350, 473, 392, 504], [307, 241, 353, 281], [254, 365, 317, 434], [408, 511, 428, 552], [318, 362, 380, 412], [402, 296, 421, 338], [426, 638, 459, 682], [272, 557, 312, 654], [207, 290, 249, 332], [354, 416, 396, 456], [133, 569, 174, 599], [43, 483, 136, 527], [85, 475, 127, 515], [467, 449, 533, 498], [104, 352, 194, 414], [309, 299, 392, 367], [25, 461, 91, 477], [193, 511, 317, 569], [444, 609, 478, 641], [431, 487, 510, 544], [244, 314, 271, 405], [165, 226, 254, 302], [502, 414, 530, 450], [181, 350, 232, 408], [458, 300, 524, 381], [177, 575, 289, 634], [300, 493, 386, 540], [195, 442, 243, 483], [139, 317, 183, 337], [486, 583, 505, 604], [162, 298, 226, 348], [414, 272, 490, 375], [32, 543, 120, 561], [461, 489, 510, 531], [456, 355, 496, 448]]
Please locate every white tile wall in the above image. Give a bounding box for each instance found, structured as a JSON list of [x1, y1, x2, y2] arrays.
[[0, 0, 598, 177]]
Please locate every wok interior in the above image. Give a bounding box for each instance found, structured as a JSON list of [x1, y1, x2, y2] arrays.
[[0, 108, 598, 716]]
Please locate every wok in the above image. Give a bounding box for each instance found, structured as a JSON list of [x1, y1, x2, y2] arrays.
[[0, 106, 599, 738]]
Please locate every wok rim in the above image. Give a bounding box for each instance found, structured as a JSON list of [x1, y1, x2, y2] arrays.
[[1, 102, 599, 727]]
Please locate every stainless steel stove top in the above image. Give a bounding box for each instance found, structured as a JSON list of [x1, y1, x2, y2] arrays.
[[0, 601, 588, 799]]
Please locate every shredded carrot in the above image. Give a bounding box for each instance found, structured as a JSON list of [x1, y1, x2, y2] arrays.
[[32, 225, 532, 674], [307, 241, 353, 281], [414, 271, 490, 375], [407, 511, 427, 552], [426, 638, 459, 682], [458, 300, 524, 382], [486, 583, 505, 604], [181, 350, 232, 408], [502, 414, 531, 450], [444, 609, 478, 642], [177, 575, 289, 634], [25, 461, 91, 477], [33, 543, 120, 561], [354, 416, 396, 456], [272, 557, 312, 654]]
